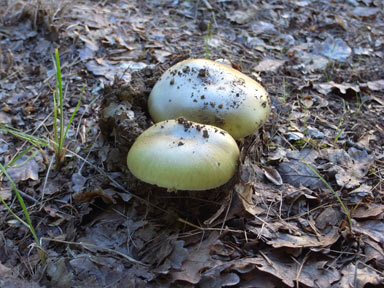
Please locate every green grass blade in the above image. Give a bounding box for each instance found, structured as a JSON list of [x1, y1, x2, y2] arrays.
[[0, 124, 48, 147], [55, 48, 64, 153], [63, 84, 84, 143], [334, 129, 343, 143], [2, 146, 33, 171], [6, 149, 39, 170], [53, 87, 59, 146], [0, 163, 40, 246], [303, 161, 352, 231], [0, 195, 29, 227]]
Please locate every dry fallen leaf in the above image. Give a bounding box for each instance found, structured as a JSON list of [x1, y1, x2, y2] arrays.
[[0, 111, 12, 124], [0, 188, 12, 201], [230, 251, 340, 288], [267, 227, 339, 249], [351, 204, 384, 219], [313, 36, 351, 62], [315, 207, 342, 231], [366, 79, 384, 92], [337, 262, 384, 288], [226, 6, 258, 24], [278, 160, 326, 190], [171, 232, 220, 284], [0, 262, 12, 278], [234, 183, 265, 216], [46, 257, 74, 288], [315, 81, 360, 96], [350, 7, 381, 18], [200, 272, 240, 288], [6, 155, 40, 183], [254, 58, 285, 72], [321, 148, 374, 189], [354, 220, 384, 244]]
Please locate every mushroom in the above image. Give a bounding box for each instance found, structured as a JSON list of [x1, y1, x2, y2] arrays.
[[127, 118, 240, 191], [148, 58, 270, 139]]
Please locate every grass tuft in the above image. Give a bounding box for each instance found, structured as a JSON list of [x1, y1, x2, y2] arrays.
[[52, 48, 84, 170], [0, 162, 46, 260]]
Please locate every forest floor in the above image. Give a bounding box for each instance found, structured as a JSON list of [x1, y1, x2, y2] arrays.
[[0, 0, 383, 287]]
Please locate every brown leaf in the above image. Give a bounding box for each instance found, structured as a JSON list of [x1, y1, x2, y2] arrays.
[[0, 111, 12, 124], [226, 6, 258, 24], [294, 256, 341, 288], [348, 184, 373, 203], [239, 159, 264, 184], [267, 227, 339, 249], [85, 59, 147, 82], [6, 155, 40, 182], [0, 188, 12, 201], [229, 254, 297, 287], [1, 261, 43, 288], [0, 262, 12, 278], [352, 204, 384, 220], [200, 272, 240, 288], [364, 239, 384, 268], [277, 160, 325, 190], [320, 148, 374, 189], [366, 79, 384, 91], [313, 36, 351, 62], [315, 81, 360, 96], [236, 269, 283, 287], [332, 166, 361, 189], [235, 183, 265, 216], [254, 59, 285, 72], [350, 7, 380, 18], [354, 220, 384, 244], [46, 257, 73, 288], [337, 263, 384, 288], [73, 187, 116, 204], [171, 232, 220, 284], [315, 207, 342, 231], [149, 235, 188, 273], [234, 252, 340, 288]]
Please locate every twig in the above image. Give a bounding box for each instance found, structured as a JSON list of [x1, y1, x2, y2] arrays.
[[294, 252, 310, 288], [18, 190, 38, 204], [41, 237, 148, 266], [201, 0, 212, 10], [220, 190, 232, 233], [41, 155, 55, 204]]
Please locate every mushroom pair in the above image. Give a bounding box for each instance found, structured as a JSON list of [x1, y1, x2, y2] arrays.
[[127, 59, 270, 191]]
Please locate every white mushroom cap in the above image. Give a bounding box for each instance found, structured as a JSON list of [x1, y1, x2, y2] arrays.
[[127, 118, 240, 191], [148, 59, 271, 139]]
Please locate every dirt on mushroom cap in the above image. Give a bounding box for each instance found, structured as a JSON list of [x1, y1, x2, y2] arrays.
[[148, 59, 271, 139], [127, 118, 240, 191]]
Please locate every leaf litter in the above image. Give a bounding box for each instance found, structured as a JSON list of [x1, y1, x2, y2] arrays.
[[0, 0, 383, 287]]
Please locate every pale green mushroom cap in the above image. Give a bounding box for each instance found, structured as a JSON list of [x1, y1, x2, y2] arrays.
[[148, 58, 271, 140], [127, 119, 240, 191]]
